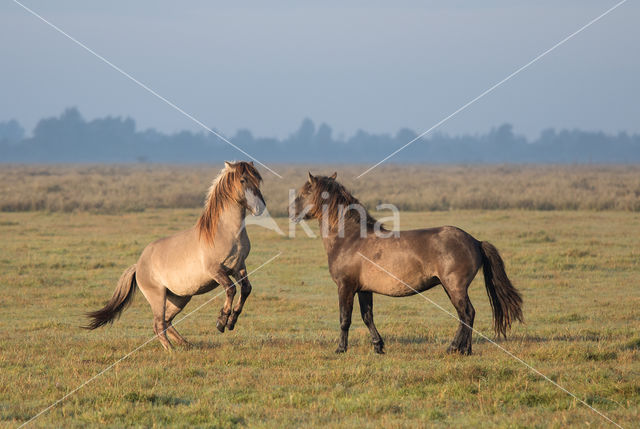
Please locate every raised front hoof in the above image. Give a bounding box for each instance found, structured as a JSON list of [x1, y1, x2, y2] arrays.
[[216, 320, 226, 333], [446, 345, 472, 356], [335, 347, 347, 354], [226, 315, 238, 331]]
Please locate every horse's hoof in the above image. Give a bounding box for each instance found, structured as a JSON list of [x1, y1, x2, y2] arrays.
[[335, 347, 347, 354], [226, 316, 237, 331], [216, 320, 226, 333], [373, 341, 385, 354], [447, 345, 471, 355]]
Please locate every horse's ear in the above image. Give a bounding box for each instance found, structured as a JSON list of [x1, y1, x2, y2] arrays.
[[329, 172, 337, 180], [224, 161, 233, 169], [308, 172, 315, 183], [249, 161, 254, 167]]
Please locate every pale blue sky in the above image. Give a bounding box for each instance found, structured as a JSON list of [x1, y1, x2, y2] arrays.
[[1, 0, 638, 139]]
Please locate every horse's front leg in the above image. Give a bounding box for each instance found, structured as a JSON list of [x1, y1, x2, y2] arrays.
[[226, 266, 252, 331], [211, 269, 236, 333], [335, 282, 355, 353]]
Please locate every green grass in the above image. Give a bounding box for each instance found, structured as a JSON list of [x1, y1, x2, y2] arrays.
[[1, 209, 639, 428]]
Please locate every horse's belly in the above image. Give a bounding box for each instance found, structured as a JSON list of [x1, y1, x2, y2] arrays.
[[191, 279, 220, 296], [162, 266, 220, 296], [360, 275, 440, 297]]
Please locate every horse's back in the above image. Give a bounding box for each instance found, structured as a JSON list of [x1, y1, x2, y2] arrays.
[[401, 225, 482, 272]]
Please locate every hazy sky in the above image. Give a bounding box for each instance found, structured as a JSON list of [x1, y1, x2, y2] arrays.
[[1, 1, 638, 139]]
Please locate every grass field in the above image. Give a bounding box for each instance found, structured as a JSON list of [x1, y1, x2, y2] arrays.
[[1, 207, 639, 428]]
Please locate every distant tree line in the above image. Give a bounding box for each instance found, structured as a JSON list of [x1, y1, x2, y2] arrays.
[[1, 107, 639, 163]]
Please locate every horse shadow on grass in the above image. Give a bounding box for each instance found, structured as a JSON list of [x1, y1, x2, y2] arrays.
[[384, 332, 610, 347], [160, 331, 623, 355]]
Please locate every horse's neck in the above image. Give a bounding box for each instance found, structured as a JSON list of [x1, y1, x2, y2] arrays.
[[216, 204, 246, 238], [320, 219, 362, 254]]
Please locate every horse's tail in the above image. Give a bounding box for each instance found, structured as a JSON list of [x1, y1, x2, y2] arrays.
[[84, 264, 137, 330], [480, 242, 523, 337]]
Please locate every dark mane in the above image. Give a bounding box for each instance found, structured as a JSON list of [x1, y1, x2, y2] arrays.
[[197, 162, 262, 244], [310, 176, 384, 231]]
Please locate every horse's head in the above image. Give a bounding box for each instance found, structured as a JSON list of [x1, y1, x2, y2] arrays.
[[224, 161, 266, 216], [289, 171, 337, 223]]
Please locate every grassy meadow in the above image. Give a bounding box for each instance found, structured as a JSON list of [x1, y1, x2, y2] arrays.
[[1, 164, 640, 215], [1, 165, 639, 428]]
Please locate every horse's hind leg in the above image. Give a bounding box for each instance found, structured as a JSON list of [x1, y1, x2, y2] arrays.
[[449, 295, 475, 355], [357, 291, 385, 354], [139, 283, 173, 350], [165, 293, 192, 348], [442, 276, 475, 355]]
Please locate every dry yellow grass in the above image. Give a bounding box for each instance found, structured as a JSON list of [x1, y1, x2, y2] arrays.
[[1, 164, 639, 427], [1, 209, 638, 427], [1, 164, 639, 216]]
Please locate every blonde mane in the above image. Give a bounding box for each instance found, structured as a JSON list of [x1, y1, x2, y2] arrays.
[[197, 162, 262, 244]]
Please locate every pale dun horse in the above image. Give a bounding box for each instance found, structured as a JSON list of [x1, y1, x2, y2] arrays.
[[85, 161, 266, 350]]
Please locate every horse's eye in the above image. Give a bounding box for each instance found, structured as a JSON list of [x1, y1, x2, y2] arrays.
[[240, 178, 246, 184]]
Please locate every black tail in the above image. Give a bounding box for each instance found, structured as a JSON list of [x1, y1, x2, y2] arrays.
[[84, 264, 137, 330], [480, 242, 523, 337]]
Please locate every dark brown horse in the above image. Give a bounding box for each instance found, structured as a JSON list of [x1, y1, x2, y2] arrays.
[[290, 172, 523, 355]]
